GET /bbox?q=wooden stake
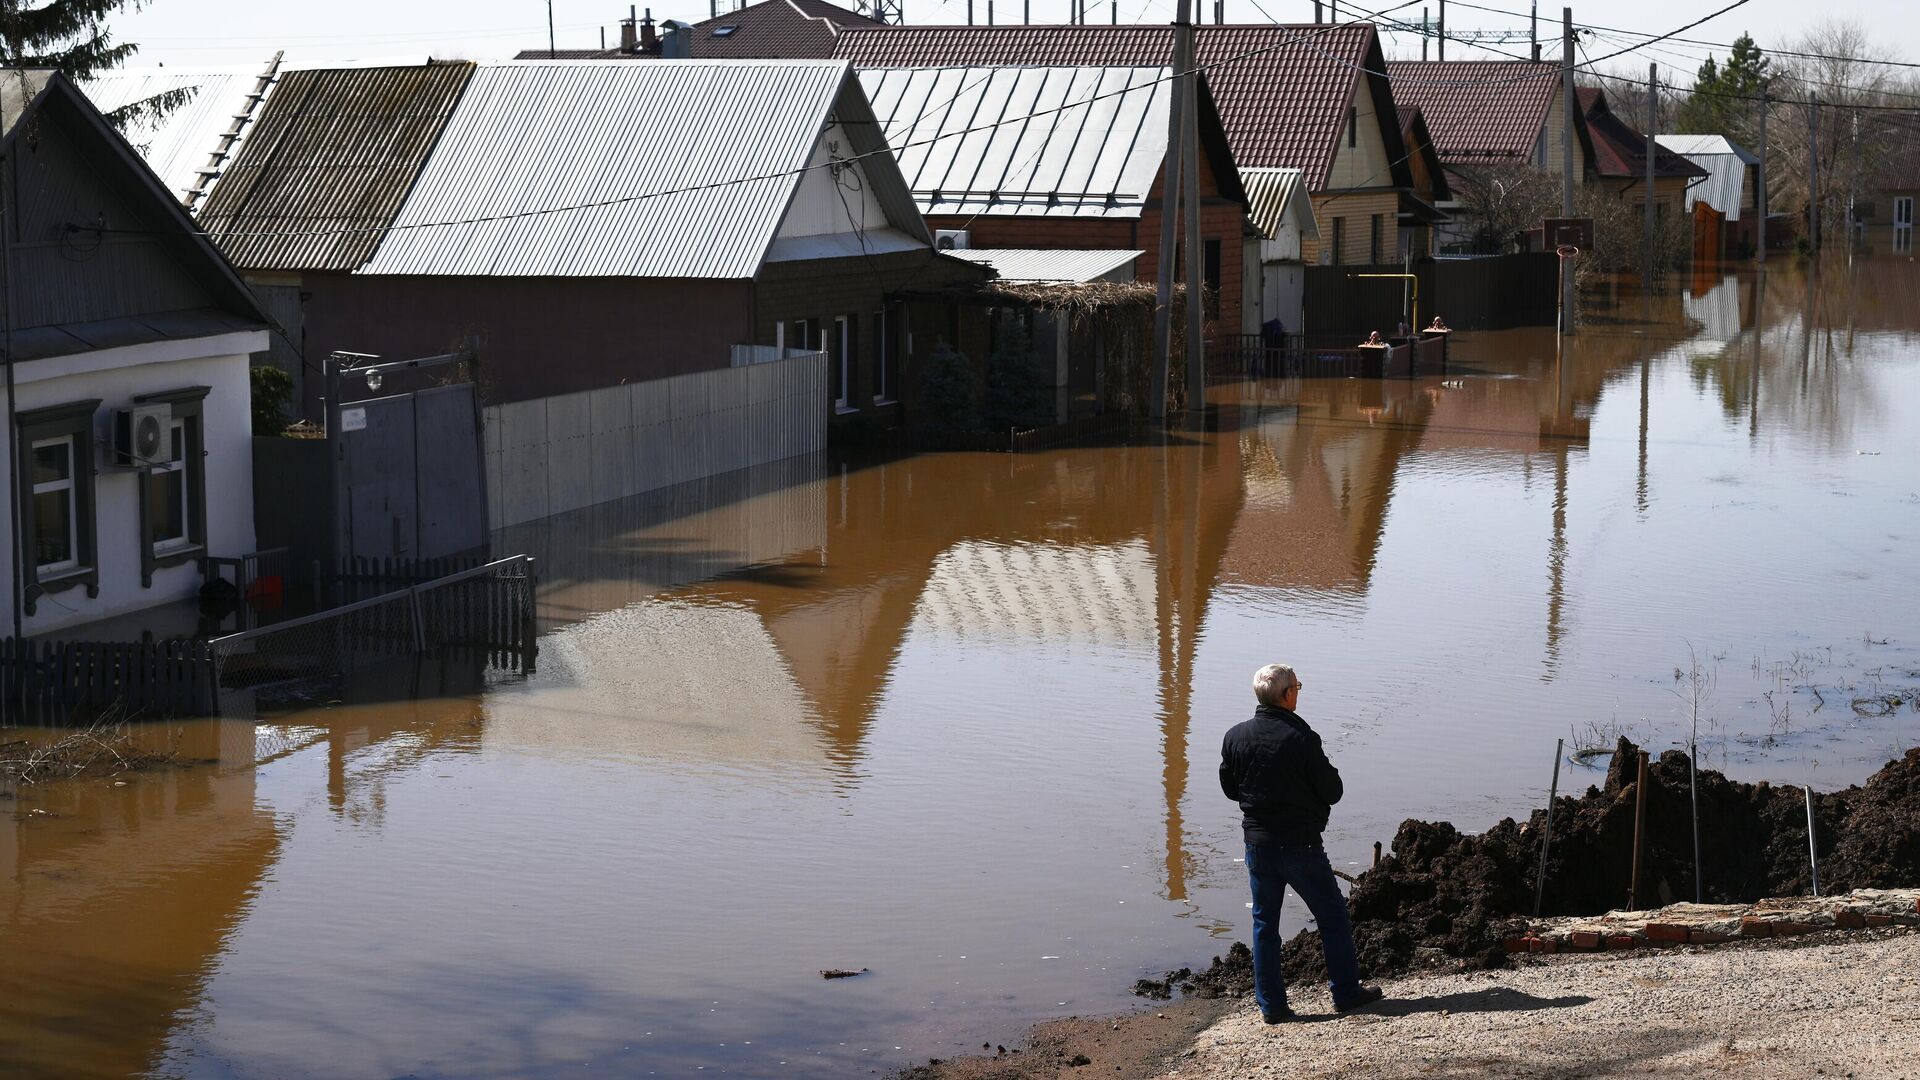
[1373,840,1382,868]
[1533,737,1564,918]
[1628,749,1649,910]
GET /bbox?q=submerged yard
[3,260,1918,1078]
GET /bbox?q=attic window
[712,25,738,36]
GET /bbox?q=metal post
[1152,0,1194,423]
[1757,91,1768,263]
[1438,0,1445,60]
[1422,8,1429,60]
[1689,736,1702,903]
[1643,63,1657,290]
[1182,40,1205,417]
[1560,7,1576,334]
[1628,749,1649,909]
[0,134,20,644]
[1531,0,1538,61]
[967,0,973,23]
[1533,737,1564,917]
[547,0,556,58]
[1808,95,1820,252]
[1805,785,1821,898]
[1314,0,1323,22]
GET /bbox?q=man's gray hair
[1252,663,1298,706]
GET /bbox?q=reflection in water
[5,259,1920,1078]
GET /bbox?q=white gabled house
[1,70,268,636]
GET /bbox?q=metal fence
[209,555,538,714]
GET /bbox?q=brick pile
[1504,888,1920,954]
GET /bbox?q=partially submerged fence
[0,638,217,725]
[1305,253,1558,334]
[1209,334,1449,380]
[209,555,537,714]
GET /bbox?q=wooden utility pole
[1152,0,1196,422]
[1560,7,1576,333]
[1643,63,1657,290]
[1808,94,1820,251]
[1183,33,1205,416]
[1756,91,1768,264]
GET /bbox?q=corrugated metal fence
[483,351,829,530]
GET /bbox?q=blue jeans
[1245,841,1363,1016]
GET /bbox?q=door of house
[1896,197,1915,254]
[335,382,487,563]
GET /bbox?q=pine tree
[2,0,188,128]
[1676,32,1771,146]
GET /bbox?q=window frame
[134,386,210,587]
[15,398,102,613]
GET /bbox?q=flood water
[6,259,1920,1079]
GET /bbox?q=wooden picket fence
[0,636,218,725]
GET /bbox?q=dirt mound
[1132,741,1920,994]
[1132,941,1254,1000]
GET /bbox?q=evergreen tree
[1676,32,1771,145]
[2,1,188,129]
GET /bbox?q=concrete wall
[483,351,828,530]
[0,332,264,636]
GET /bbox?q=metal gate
[335,383,488,563]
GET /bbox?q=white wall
[0,331,264,637]
[483,351,829,530]
[778,122,894,240]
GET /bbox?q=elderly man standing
[1220,663,1383,1022]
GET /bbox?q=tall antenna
[855,0,905,23]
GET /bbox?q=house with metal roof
[833,22,1420,268]
[0,71,270,635]
[1394,105,1452,258]
[517,0,885,60]
[1240,167,1319,335]
[857,64,1255,334]
[1657,133,1761,258]
[1385,60,1588,253]
[1578,88,1708,222]
[194,58,985,430]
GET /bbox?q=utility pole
[1756,91,1768,264]
[967,0,973,24]
[547,0,556,58]
[1808,94,1820,252]
[1183,32,1205,416]
[1560,6,1576,333]
[1644,62,1657,290]
[1422,8,1429,60]
[1313,0,1323,22]
[1531,0,1538,61]
[1153,0,1196,423]
[1438,0,1445,60]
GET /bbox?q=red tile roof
[1579,87,1707,180]
[833,22,1407,191]
[1385,59,1562,164]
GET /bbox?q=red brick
[1529,937,1559,954]
[1738,916,1774,938]
[1865,914,1893,928]
[1644,923,1690,944]
[1689,930,1734,945]
[1503,936,1533,954]
[1605,935,1638,950]
[1834,909,1867,930]
[1568,931,1602,950]
[1772,920,1816,937]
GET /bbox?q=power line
[1442,0,1920,71]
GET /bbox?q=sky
[106,0,1909,78]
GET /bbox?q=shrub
[915,344,980,434]
[250,363,294,436]
[983,319,1055,432]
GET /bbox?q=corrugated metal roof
[80,62,277,206]
[1385,60,1562,164]
[359,60,918,280]
[197,62,475,272]
[858,66,1169,219]
[1240,167,1319,241]
[1657,134,1756,220]
[836,23,1394,189]
[946,247,1143,281]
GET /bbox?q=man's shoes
[1333,984,1385,1012]
[1261,1007,1298,1024]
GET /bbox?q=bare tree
[1763,20,1913,243]
[1445,162,1562,254]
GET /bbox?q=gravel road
[1154,930,1920,1079]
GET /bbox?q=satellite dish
[135,413,164,461]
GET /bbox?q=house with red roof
[1578,87,1708,224]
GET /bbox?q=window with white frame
[134,386,210,587]
[833,315,851,410]
[15,398,101,611]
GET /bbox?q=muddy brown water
[5,261,1920,1078]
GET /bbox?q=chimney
[640,7,658,50]
[620,5,639,51]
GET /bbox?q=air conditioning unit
[111,404,171,468]
[934,229,972,251]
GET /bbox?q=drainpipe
[1,137,20,641]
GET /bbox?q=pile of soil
[1131,941,1254,1000]
[1277,741,1920,984]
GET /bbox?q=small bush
[915,344,980,434]
[250,363,294,436]
[983,320,1055,432]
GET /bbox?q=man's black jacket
[1219,704,1344,846]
